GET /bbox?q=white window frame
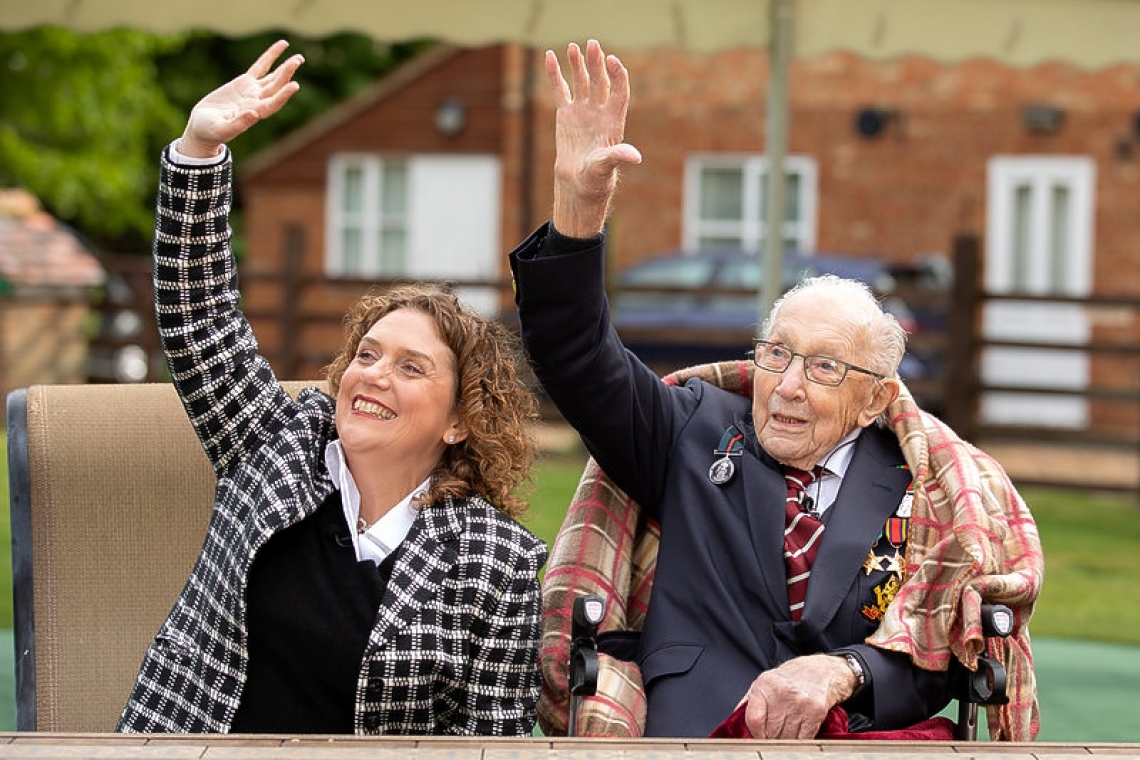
[985,155,1095,297]
[682,154,818,252]
[325,153,409,278]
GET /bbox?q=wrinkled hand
[545,39,642,237]
[178,39,304,159]
[742,654,857,739]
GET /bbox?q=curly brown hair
[324,284,537,518]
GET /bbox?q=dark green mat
[0,632,1132,739]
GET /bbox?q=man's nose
[775,356,808,396]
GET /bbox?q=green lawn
[1021,486,1140,645]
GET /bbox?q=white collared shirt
[809,428,862,516]
[324,440,427,565]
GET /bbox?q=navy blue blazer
[511,224,951,737]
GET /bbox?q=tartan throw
[537,360,1042,741]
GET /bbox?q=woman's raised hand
[178,39,304,159]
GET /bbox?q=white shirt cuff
[169,139,227,166]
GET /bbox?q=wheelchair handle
[981,603,1014,638]
[568,594,606,737]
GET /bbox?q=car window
[619,257,716,287]
[715,257,761,289]
[715,256,811,291]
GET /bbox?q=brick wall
[241,45,1140,425]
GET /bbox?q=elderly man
[509,39,1041,740]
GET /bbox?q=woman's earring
[448,435,455,443]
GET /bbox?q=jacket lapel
[367,497,463,652]
[800,426,911,629]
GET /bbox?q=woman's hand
[177,39,304,159]
[545,39,642,238]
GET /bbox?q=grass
[1019,486,1140,644]
[1,438,1138,645]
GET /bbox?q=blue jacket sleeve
[509,224,695,510]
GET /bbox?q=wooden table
[0,734,1136,759]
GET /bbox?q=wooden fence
[90,239,1140,495]
[941,236,1140,494]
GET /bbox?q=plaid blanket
[538,360,1042,741]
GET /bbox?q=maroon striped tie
[783,465,823,621]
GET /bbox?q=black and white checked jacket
[117,148,547,735]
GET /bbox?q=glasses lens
[754,342,791,371]
[804,356,846,386]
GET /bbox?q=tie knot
[783,465,822,506]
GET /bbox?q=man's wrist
[836,653,866,695]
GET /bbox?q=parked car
[609,249,947,407]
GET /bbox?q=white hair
[760,274,907,377]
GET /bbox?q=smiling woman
[113,40,547,737]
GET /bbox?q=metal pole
[761,0,794,325]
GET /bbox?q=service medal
[708,425,745,486]
[708,456,736,485]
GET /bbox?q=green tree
[154,32,432,162]
[0,28,431,252]
[0,28,183,250]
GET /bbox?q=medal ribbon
[714,426,745,457]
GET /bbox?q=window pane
[1012,184,1032,289]
[381,161,408,215]
[342,166,364,213]
[785,173,801,219]
[379,229,406,272]
[1050,185,1070,290]
[700,168,743,220]
[341,228,362,274]
[757,170,802,221]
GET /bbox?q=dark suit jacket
[511,224,950,737]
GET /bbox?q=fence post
[942,234,981,439]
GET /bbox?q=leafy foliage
[0,28,183,249]
[0,28,431,252]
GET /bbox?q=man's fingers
[584,39,610,105]
[544,50,571,105]
[566,42,590,100]
[606,54,631,121]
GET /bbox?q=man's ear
[858,377,900,428]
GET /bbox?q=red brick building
[241,43,1140,434]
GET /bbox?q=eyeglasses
[748,339,885,387]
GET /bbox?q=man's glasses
[748,340,885,387]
